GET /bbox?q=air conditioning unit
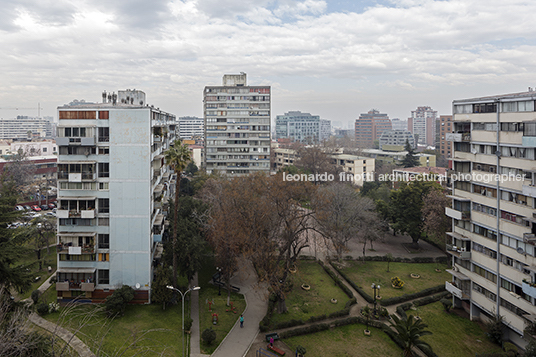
[471,149,478,154]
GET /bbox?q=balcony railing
[445,207,470,220]
[523,281,536,299]
[55,281,95,292]
[57,243,95,254]
[446,244,471,260]
[57,209,95,219]
[445,281,471,300]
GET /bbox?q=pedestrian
[240,314,244,328]
[270,336,274,347]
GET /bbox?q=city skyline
[1,0,536,127]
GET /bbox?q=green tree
[401,140,419,168]
[422,187,451,250]
[164,140,192,288]
[524,339,536,357]
[104,285,134,317]
[387,314,433,357]
[184,162,198,176]
[486,315,504,345]
[151,264,173,310]
[201,328,216,345]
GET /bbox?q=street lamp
[167,285,201,357]
[216,267,222,296]
[371,283,380,316]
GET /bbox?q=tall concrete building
[178,116,204,141]
[275,111,331,144]
[447,90,536,348]
[203,73,271,176]
[408,106,437,146]
[0,115,54,139]
[438,115,453,161]
[391,118,408,131]
[355,109,392,148]
[55,89,176,303]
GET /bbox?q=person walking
[240,314,244,328]
[270,336,274,347]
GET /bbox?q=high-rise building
[438,115,453,161]
[355,109,392,148]
[275,111,331,144]
[55,89,176,304]
[0,116,54,139]
[447,90,536,348]
[178,116,204,142]
[378,129,415,150]
[203,73,271,176]
[408,106,437,146]
[391,118,408,131]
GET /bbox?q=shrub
[504,342,517,357]
[36,302,49,315]
[104,285,134,317]
[48,302,60,313]
[345,297,357,309]
[328,308,350,319]
[49,276,57,284]
[391,276,404,288]
[413,292,451,307]
[31,290,40,305]
[486,315,504,345]
[307,314,327,323]
[296,345,306,356]
[329,262,374,303]
[279,323,329,338]
[440,298,453,312]
[201,328,216,345]
[274,319,304,329]
[184,317,193,331]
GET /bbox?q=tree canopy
[401,139,419,168]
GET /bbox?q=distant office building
[355,109,392,148]
[178,116,204,141]
[378,130,415,150]
[11,139,57,156]
[438,115,453,161]
[204,73,271,176]
[0,116,54,139]
[275,111,331,144]
[408,106,437,146]
[334,128,354,139]
[391,118,408,131]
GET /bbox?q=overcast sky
[1,0,536,128]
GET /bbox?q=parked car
[15,205,24,211]
[31,205,41,212]
[48,203,55,209]
[24,205,31,211]
[52,208,57,213]
[40,205,49,211]
[45,212,56,217]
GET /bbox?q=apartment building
[55,89,176,303]
[378,129,415,150]
[0,115,54,139]
[408,106,437,146]
[447,90,536,348]
[178,116,204,142]
[438,115,453,161]
[203,73,271,176]
[355,109,392,148]
[275,111,331,144]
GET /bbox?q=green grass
[17,247,57,300]
[197,251,245,354]
[410,302,503,357]
[270,260,350,326]
[336,261,450,299]
[284,323,402,357]
[46,303,186,356]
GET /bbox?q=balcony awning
[57,267,96,274]
[154,214,165,226]
[57,196,97,200]
[446,269,470,280]
[447,231,471,241]
[58,232,97,237]
[446,195,471,202]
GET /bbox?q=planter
[289,266,297,274]
[364,330,371,336]
[331,298,338,304]
[410,274,420,279]
[435,269,442,273]
[301,284,311,291]
[375,296,382,300]
[392,284,402,289]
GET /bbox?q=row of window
[59,218,109,226]
[455,100,535,114]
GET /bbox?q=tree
[422,187,451,250]
[314,184,375,259]
[440,298,452,313]
[2,149,37,194]
[184,162,198,176]
[486,315,505,345]
[201,328,216,345]
[525,339,536,357]
[104,285,134,317]
[151,265,173,310]
[401,140,419,168]
[164,139,192,288]
[385,253,393,272]
[387,314,433,357]
[295,146,339,183]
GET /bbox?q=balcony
[523,281,536,299]
[55,281,95,292]
[522,136,536,148]
[446,133,471,142]
[57,209,95,219]
[523,184,536,198]
[446,244,471,260]
[445,281,470,300]
[524,233,536,245]
[445,207,470,220]
[57,243,95,254]
[57,172,96,182]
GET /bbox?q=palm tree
[164,139,192,288]
[388,314,433,357]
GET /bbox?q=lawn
[46,303,186,356]
[410,302,503,357]
[17,247,57,300]
[336,261,450,299]
[284,323,402,357]
[270,260,351,326]
[197,251,246,354]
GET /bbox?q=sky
[1,0,536,128]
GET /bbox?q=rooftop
[454,90,536,104]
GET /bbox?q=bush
[201,328,216,345]
[504,342,517,357]
[440,298,453,312]
[391,276,404,288]
[296,345,306,356]
[413,292,451,307]
[31,290,40,305]
[328,308,350,319]
[345,297,357,309]
[36,302,49,315]
[49,276,57,284]
[486,315,505,345]
[184,317,193,331]
[279,323,330,338]
[380,285,445,306]
[104,285,134,317]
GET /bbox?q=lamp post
[216,267,222,296]
[167,285,201,357]
[371,283,380,316]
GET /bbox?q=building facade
[355,109,392,148]
[178,116,204,142]
[203,73,271,176]
[378,129,415,150]
[408,106,437,146]
[55,89,176,303]
[438,115,453,161]
[447,90,536,348]
[275,111,331,144]
[0,116,54,139]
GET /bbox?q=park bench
[265,332,280,343]
[267,344,285,356]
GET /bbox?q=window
[98,218,109,226]
[99,147,109,155]
[98,234,109,249]
[98,198,109,213]
[98,269,109,284]
[98,253,108,262]
[99,111,109,119]
[98,127,109,142]
[43,147,47,152]
[98,163,109,178]
[99,182,109,191]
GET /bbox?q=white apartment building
[447,90,536,348]
[203,73,271,176]
[408,106,437,146]
[178,116,204,141]
[55,89,176,303]
[0,116,54,139]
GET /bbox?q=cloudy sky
[1,0,536,128]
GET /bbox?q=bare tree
[422,188,451,250]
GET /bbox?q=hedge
[379,285,446,306]
[318,260,355,299]
[329,261,374,303]
[279,322,330,338]
[343,255,447,264]
[413,291,451,307]
[396,302,413,318]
